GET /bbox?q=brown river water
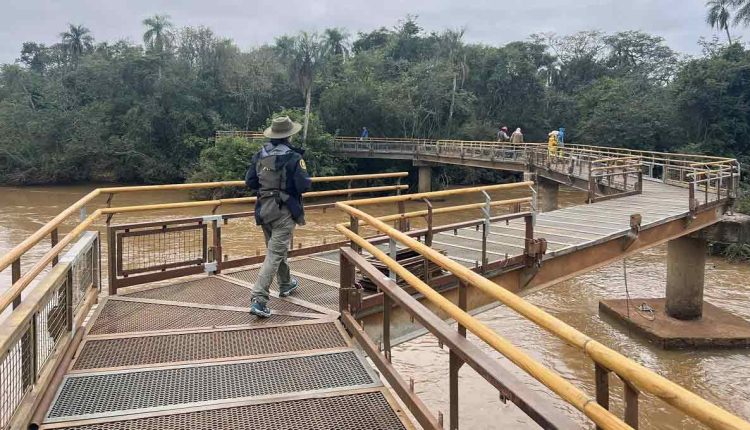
[1,184,749,429]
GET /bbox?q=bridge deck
[40,272,413,429]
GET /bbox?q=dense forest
[0,15,748,209]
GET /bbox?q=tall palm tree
[276,32,324,143]
[323,28,350,58]
[60,24,93,64]
[142,14,174,53]
[706,0,736,43]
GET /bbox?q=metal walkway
[40,273,413,429]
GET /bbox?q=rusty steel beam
[340,311,442,430]
[341,248,578,430]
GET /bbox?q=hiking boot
[279,278,299,297]
[250,299,272,318]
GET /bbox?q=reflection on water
[1,183,749,429]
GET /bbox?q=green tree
[706,0,736,43]
[143,14,174,53]
[60,24,93,64]
[275,32,324,144]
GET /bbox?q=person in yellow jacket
[547,130,559,156]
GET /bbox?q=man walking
[245,116,312,318]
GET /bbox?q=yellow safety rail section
[0,172,408,313]
[334,184,750,430]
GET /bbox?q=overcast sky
[1,0,748,64]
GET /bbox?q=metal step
[88,299,314,335]
[47,350,379,423]
[126,277,320,314]
[45,390,408,430]
[73,321,348,371]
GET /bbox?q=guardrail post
[107,226,117,296]
[12,258,21,308]
[623,379,640,429]
[449,351,462,430]
[397,201,407,231]
[689,178,697,215]
[339,252,355,313]
[212,219,223,274]
[389,238,398,281]
[481,191,491,271]
[51,228,59,266]
[349,215,361,253]
[594,364,610,430]
[383,294,392,362]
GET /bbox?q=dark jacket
[245,140,312,225]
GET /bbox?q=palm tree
[323,28,350,58]
[706,0,736,43]
[733,0,750,26]
[276,32,324,143]
[60,24,93,64]
[142,14,174,53]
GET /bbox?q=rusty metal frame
[339,248,577,430]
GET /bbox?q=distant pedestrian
[547,130,559,156]
[510,128,524,143]
[497,126,510,142]
[557,127,565,155]
[360,126,369,141]
[245,116,312,318]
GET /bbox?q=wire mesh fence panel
[119,224,206,275]
[35,275,69,374]
[61,231,99,312]
[0,324,33,430]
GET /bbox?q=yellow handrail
[335,190,750,430]
[342,181,534,207]
[338,224,631,430]
[0,172,409,274]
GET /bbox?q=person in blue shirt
[360,126,369,141]
[245,116,312,318]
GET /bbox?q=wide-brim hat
[263,116,303,139]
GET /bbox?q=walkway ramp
[39,275,412,429]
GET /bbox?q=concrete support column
[665,236,707,320]
[538,176,559,212]
[418,166,432,193]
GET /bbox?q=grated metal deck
[48,390,407,430]
[227,268,340,310]
[88,299,313,335]
[126,277,320,314]
[49,351,377,421]
[43,264,413,429]
[73,322,348,371]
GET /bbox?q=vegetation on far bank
[0,15,748,216]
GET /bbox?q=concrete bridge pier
[600,232,750,349]
[665,236,706,320]
[538,177,559,212]
[414,161,433,193]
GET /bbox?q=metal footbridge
[0,139,748,430]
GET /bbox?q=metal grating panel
[73,322,347,370]
[288,258,340,283]
[311,251,339,263]
[49,352,375,420]
[89,300,310,335]
[228,269,340,310]
[126,277,319,314]
[51,391,407,430]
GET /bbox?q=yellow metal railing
[335,184,750,430]
[0,171,410,428]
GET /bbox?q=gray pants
[252,213,296,304]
